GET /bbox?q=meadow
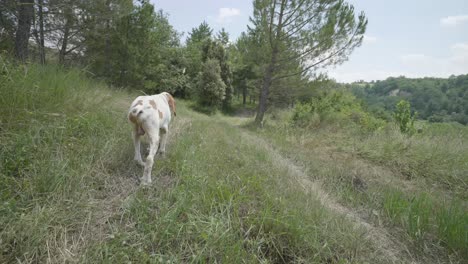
[1,60,466,263]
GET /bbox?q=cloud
[362,35,377,45]
[440,15,468,26]
[216,8,241,24]
[400,54,431,64]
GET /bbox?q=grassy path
[79,101,459,263]
[235,128,411,264]
[228,115,466,263]
[2,88,462,263]
[75,102,399,263]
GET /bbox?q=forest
[346,75,468,125]
[1,0,367,122]
[1,0,466,263]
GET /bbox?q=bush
[393,100,417,135]
[291,90,385,131]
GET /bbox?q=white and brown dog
[128,92,176,185]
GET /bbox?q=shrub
[291,90,385,131]
[393,100,417,135]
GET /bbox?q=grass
[0,57,133,262]
[1,59,392,263]
[83,107,387,263]
[253,107,467,262]
[1,57,466,263]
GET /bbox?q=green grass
[253,107,467,262]
[0,57,133,262]
[1,59,393,263]
[83,108,387,263]
[2,57,465,262]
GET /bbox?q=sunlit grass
[257,107,468,261]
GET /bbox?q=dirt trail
[238,129,418,264]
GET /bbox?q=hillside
[1,63,466,263]
[2,0,467,262]
[346,75,468,124]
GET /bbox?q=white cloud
[400,54,432,64]
[216,8,241,24]
[440,15,468,26]
[362,35,377,45]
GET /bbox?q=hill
[1,61,466,263]
[346,75,468,124]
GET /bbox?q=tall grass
[356,123,468,197]
[0,58,389,263]
[83,109,386,263]
[256,104,468,261]
[0,57,132,263]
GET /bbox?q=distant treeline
[345,75,468,125]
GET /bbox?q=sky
[151,0,468,83]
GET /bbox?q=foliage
[196,58,226,107]
[348,75,468,125]
[291,89,385,131]
[0,0,17,53]
[393,100,417,134]
[84,2,184,92]
[201,38,233,107]
[260,103,468,260]
[1,0,185,94]
[184,21,213,85]
[248,0,367,124]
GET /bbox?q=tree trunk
[15,0,34,62]
[254,0,286,126]
[254,64,274,125]
[104,21,111,77]
[104,0,111,77]
[59,18,70,65]
[242,80,247,106]
[38,0,45,64]
[32,0,46,64]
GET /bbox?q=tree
[32,0,46,64]
[15,0,34,62]
[186,21,212,46]
[81,0,133,76]
[201,38,233,107]
[0,0,18,53]
[184,21,213,86]
[216,28,229,46]
[196,58,226,107]
[230,32,266,106]
[249,0,367,125]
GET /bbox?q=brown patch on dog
[149,100,157,109]
[158,110,163,119]
[132,100,143,108]
[165,93,177,117]
[128,113,137,124]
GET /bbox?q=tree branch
[281,0,312,27]
[273,31,359,81]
